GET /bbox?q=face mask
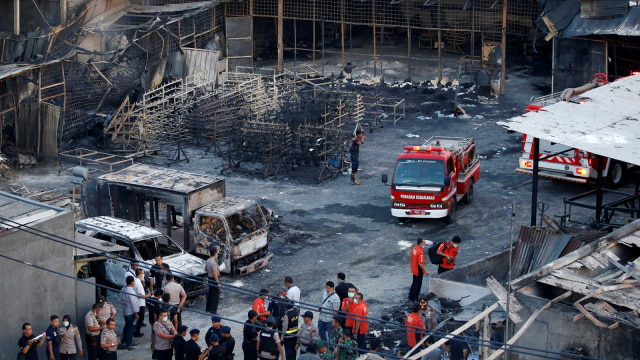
[353,299,359,304]
[63,321,70,327]
[162,316,168,322]
[348,292,355,298]
[453,244,459,248]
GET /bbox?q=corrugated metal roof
[0,191,67,230]
[580,0,628,19]
[538,0,581,37]
[497,74,640,167]
[562,6,640,37]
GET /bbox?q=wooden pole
[500,0,507,95]
[312,2,316,67]
[480,304,492,359]
[372,0,377,77]
[407,26,411,80]
[277,0,283,72]
[60,0,67,24]
[14,0,19,35]
[341,0,345,71]
[437,0,442,79]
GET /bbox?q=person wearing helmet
[257,317,285,360]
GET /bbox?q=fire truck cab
[382,136,480,224]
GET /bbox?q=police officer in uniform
[100,319,119,360]
[207,334,224,360]
[242,310,259,360]
[153,310,176,360]
[97,296,117,326]
[257,317,285,360]
[85,303,103,360]
[59,314,83,359]
[281,300,299,360]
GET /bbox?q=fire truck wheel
[463,182,474,205]
[606,161,626,189]
[444,198,456,224]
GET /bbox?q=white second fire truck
[517,74,634,189]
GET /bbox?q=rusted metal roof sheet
[497,75,640,167]
[98,163,224,195]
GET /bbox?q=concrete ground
[2,51,635,359]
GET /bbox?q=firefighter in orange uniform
[252,289,270,323]
[409,238,429,301]
[436,236,461,274]
[405,303,425,348]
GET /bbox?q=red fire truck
[382,136,480,223]
[517,74,634,188]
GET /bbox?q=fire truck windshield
[393,158,445,186]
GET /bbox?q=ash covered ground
[1,63,634,359]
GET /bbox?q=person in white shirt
[133,268,149,337]
[284,276,300,308]
[123,261,139,285]
[120,276,139,348]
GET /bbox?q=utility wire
[0,216,605,360]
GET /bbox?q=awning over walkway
[497,75,640,166]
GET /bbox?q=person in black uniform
[349,130,365,185]
[205,316,223,347]
[207,334,224,360]
[267,288,288,331]
[242,310,259,360]
[257,317,285,360]
[281,300,299,360]
[174,325,189,360]
[184,329,203,360]
[19,323,46,360]
[220,326,236,360]
[149,255,170,295]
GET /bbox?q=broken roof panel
[514,220,640,327]
[497,74,640,167]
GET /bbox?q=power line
[0,216,605,360]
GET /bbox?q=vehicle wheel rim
[611,164,622,183]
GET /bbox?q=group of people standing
[241,273,370,360]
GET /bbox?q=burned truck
[193,197,273,275]
[84,163,273,276]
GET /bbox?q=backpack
[427,241,447,265]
